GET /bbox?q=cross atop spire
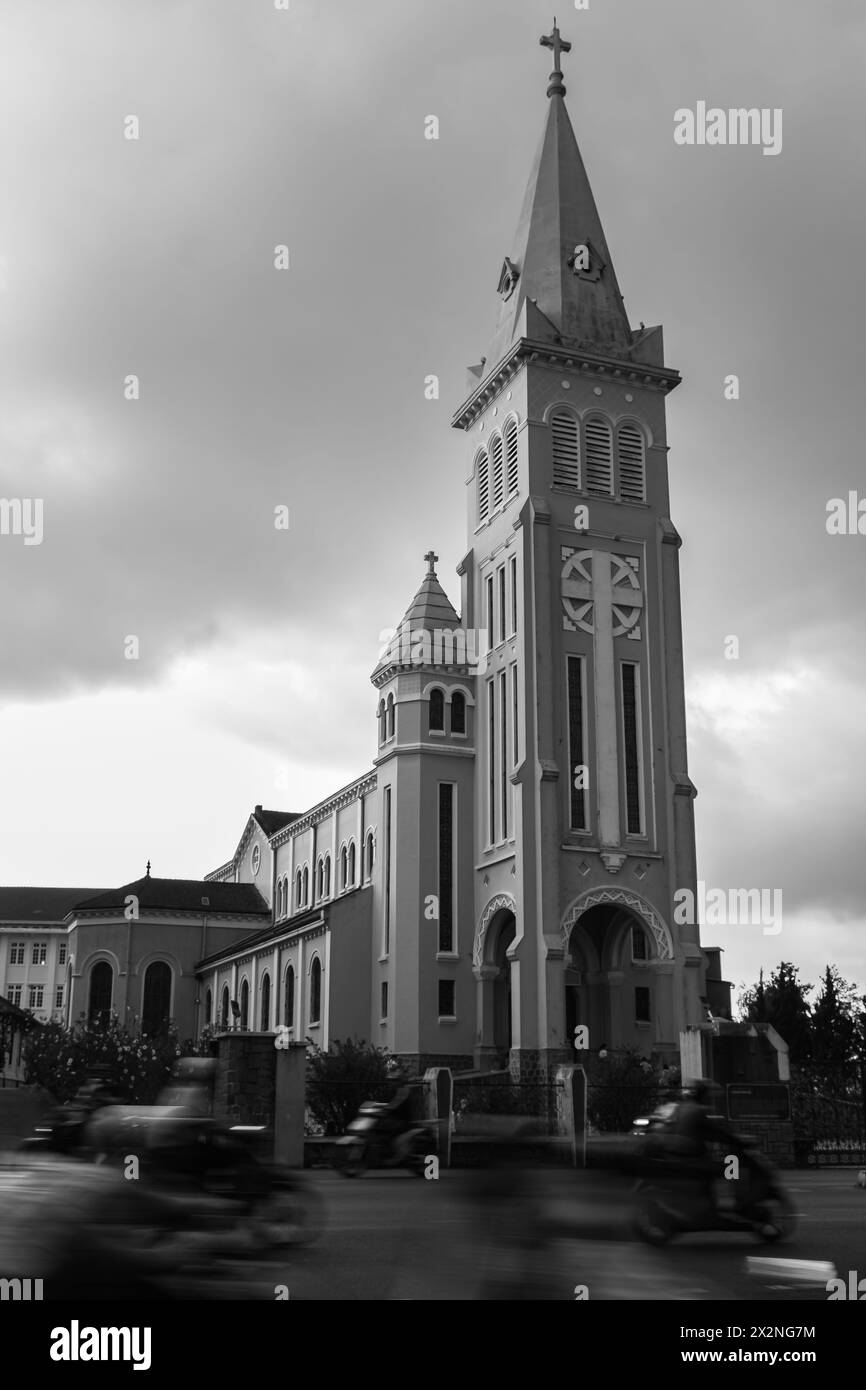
[423,549,439,577]
[145,860,151,878]
[540,18,571,98]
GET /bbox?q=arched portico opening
[473,896,517,1069]
[563,896,672,1060]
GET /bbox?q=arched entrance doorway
[473,900,517,1069]
[565,903,664,1059]
[492,913,516,1060]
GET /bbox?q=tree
[739,962,813,1062]
[811,966,862,1064]
[305,1037,393,1136]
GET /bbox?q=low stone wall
[730,1117,796,1168]
[213,1031,276,1129]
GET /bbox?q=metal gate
[791,1061,866,1167]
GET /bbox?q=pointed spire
[483,29,633,369]
[145,860,151,879]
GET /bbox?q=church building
[0,27,725,1081]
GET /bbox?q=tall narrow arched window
[88,961,113,1026]
[260,972,271,1031]
[490,433,504,510]
[584,415,613,495]
[276,878,283,919]
[285,965,295,1028]
[551,408,580,488]
[386,693,395,740]
[377,699,386,744]
[451,691,466,735]
[316,859,323,899]
[340,845,348,891]
[310,957,322,1025]
[323,855,331,897]
[204,988,212,1027]
[221,985,230,1029]
[240,977,250,1030]
[476,448,490,523]
[348,841,356,886]
[366,830,375,879]
[142,960,172,1036]
[429,687,445,732]
[296,869,302,907]
[504,417,519,498]
[302,865,309,905]
[617,423,646,502]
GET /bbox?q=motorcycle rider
[667,1078,736,1217]
[381,1059,417,1163]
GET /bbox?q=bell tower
[452,23,707,1078]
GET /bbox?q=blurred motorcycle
[335,1099,436,1177]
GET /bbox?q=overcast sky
[0,0,863,1005]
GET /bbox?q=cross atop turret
[540,19,571,98]
[424,549,439,577]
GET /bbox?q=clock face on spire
[567,239,604,283]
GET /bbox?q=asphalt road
[1,1160,862,1301]
[175,1166,866,1302]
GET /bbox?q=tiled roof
[252,808,300,836]
[0,887,106,924]
[73,877,269,916]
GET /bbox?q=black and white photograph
[0,0,864,1346]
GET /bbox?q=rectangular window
[9,943,25,966]
[8,985,22,1007]
[55,986,64,1010]
[438,979,455,1018]
[498,566,506,645]
[438,784,454,953]
[635,986,651,1023]
[32,943,47,966]
[383,786,392,955]
[488,679,496,844]
[380,981,388,1020]
[509,555,517,636]
[486,575,494,645]
[58,943,67,966]
[28,985,44,1010]
[500,670,508,839]
[511,663,519,766]
[567,656,587,831]
[621,664,643,835]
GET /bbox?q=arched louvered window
[451,691,466,735]
[365,831,375,880]
[323,855,331,897]
[490,434,504,510]
[476,449,490,524]
[617,423,646,502]
[348,841,356,885]
[429,687,445,732]
[310,957,322,1025]
[142,961,171,1036]
[316,859,324,899]
[504,418,519,498]
[551,409,580,489]
[295,869,302,907]
[285,965,295,1028]
[584,415,613,495]
[340,845,348,891]
[302,865,309,905]
[386,693,395,740]
[260,972,271,1030]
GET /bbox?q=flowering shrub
[23,1014,190,1104]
